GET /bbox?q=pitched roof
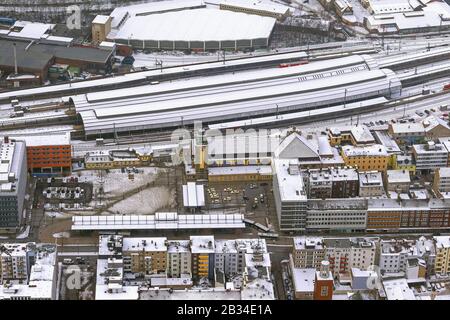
[275,132,320,159]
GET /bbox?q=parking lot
[34,177,93,210]
[204,181,279,231]
[59,256,96,300]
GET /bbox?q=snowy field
[105,186,176,215]
[76,167,160,198]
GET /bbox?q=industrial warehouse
[92,0,291,51]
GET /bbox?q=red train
[279,60,309,68]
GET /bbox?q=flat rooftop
[122,237,167,252]
[274,159,307,202]
[386,169,411,184]
[208,165,272,175]
[342,144,388,157]
[10,132,70,146]
[190,235,215,253]
[293,236,324,250]
[72,213,245,230]
[112,8,276,42]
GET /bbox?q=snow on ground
[346,0,371,24]
[16,226,30,239]
[77,167,160,198]
[132,49,272,68]
[53,231,70,238]
[45,211,69,219]
[105,186,176,215]
[0,125,74,135]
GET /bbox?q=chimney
[4,136,8,144]
[320,260,330,278]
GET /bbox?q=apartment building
[122,238,167,275]
[0,243,34,282]
[384,169,411,193]
[272,159,308,231]
[166,240,191,278]
[292,237,325,269]
[393,154,416,174]
[434,236,450,275]
[303,167,359,199]
[379,239,415,273]
[433,167,450,198]
[388,123,425,144]
[323,238,376,276]
[215,239,269,278]
[341,144,389,171]
[328,125,375,146]
[412,141,448,171]
[380,238,436,276]
[359,171,385,197]
[0,244,57,300]
[0,138,27,230]
[422,115,450,140]
[190,236,215,281]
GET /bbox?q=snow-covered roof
[182,182,205,207]
[139,287,241,300]
[273,158,307,202]
[391,123,425,134]
[0,243,29,257]
[122,237,167,252]
[342,144,388,157]
[219,0,290,15]
[92,15,111,25]
[351,267,377,278]
[112,8,276,42]
[9,22,53,40]
[373,130,401,154]
[10,132,70,146]
[386,169,411,184]
[317,136,334,156]
[190,235,215,253]
[42,35,73,43]
[292,268,315,293]
[366,1,450,33]
[275,132,319,160]
[241,278,275,300]
[351,125,375,143]
[368,0,413,14]
[383,278,416,300]
[437,167,450,178]
[293,236,324,250]
[422,115,450,132]
[208,165,272,176]
[434,236,450,249]
[72,213,245,230]
[0,245,56,300]
[166,240,191,253]
[413,143,447,154]
[307,167,358,183]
